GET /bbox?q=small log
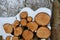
[12,36,19,40]
[3,23,13,33]
[27,16,33,22]
[20,19,27,26]
[20,12,28,19]
[14,27,23,36]
[27,22,38,32]
[22,30,33,40]
[12,20,20,28]
[6,36,11,40]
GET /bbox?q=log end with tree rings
[14,27,23,36]
[3,23,13,33]
[34,12,50,25]
[20,12,28,19]
[20,39,24,40]
[22,30,33,40]
[36,27,51,39]
[12,36,19,40]
[6,36,11,40]
[20,19,27,26]
[27,22,38,32]
[12,20,20,28]
[27,16,33,22]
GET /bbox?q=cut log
[22,30,33,40]
[20,12,28,19]
[20,19,27,26]
[27,16,33,22]
[35,12,50,25]
[12,20,20,28]
[6,36,11,40]
[27,22,38,32]
[3,23,13,33]
[36,27,51,39]
[12,36,19,40]
[14,27,23,36]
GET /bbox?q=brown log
[20,19,27,26]
[20,12,28,19]
[12,20,20,28]
[20,39,32,40]
[12,36,19,40]
[20,38,33,40]
[20,39,24,40]
[14,27,23,36]
[36,27,51,39]
[34,12,50,25]
[27,16,33,22]
[27,22,38,32]
[22,30,33,40]
[6,36,11,40]
[3,23,13,33]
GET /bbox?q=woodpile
[3,12,51,40]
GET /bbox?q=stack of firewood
[3,12,51,40]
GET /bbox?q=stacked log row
[3,12,51,40]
